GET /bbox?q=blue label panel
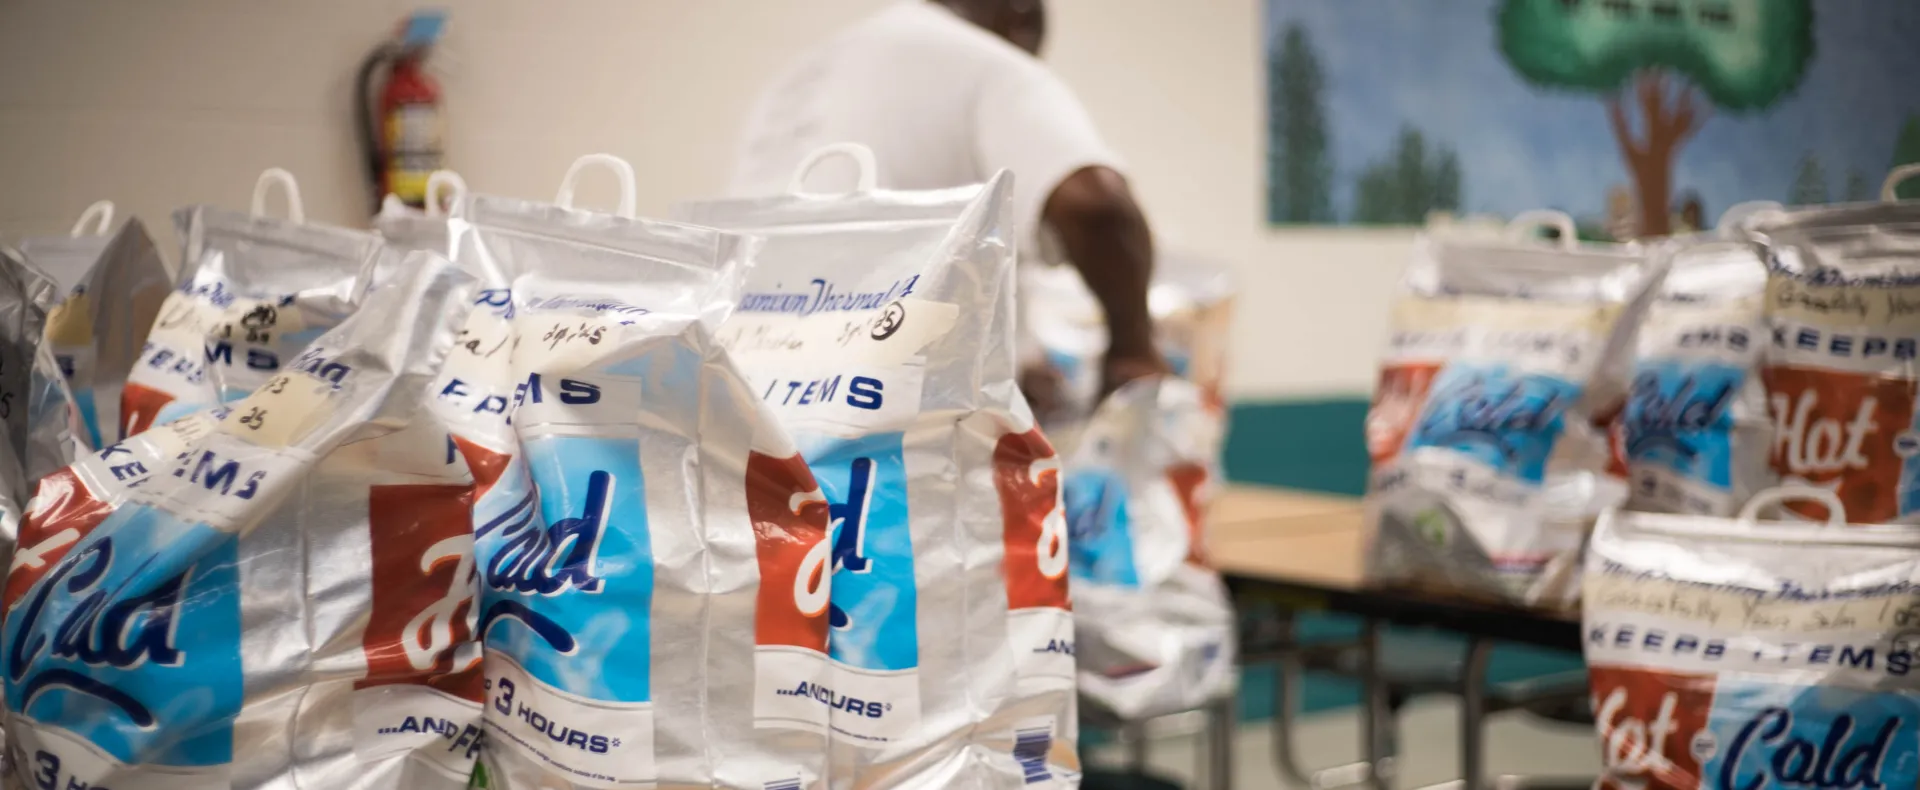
[1064,468,1139,588]
[478,435,652,702]
[801,432,917,672]
[71,389,103,449]
[1625,360,1743,490]
[1704,680,1920,790]
[5,507,242,766]
[1404,364,1582,484]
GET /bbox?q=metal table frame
[1225,572,1589,790]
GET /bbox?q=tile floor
[1088,695,1603,789]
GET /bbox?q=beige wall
[0,0,1408,399]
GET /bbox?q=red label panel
[1367,363,1441,465]
[1590,665,1717,790]
[1168,461,1210,568]
[746,451,832,652]
[358,483,482,700]
[4,467,112,609]
[1763,365,1918,523]
[119,381,176,439]
[997,428,1071,611]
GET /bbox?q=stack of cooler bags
[0,149,1093,789]
[1362,168,1920,790]
[1022,257,1239,722]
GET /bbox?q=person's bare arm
[1043,165,1167,396]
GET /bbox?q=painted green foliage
[1499,0,1814,110]
[1895,116,1920,201]
[1268,21,1334,223]
[1498,0,1814,236]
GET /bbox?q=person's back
[734,0,1168,406]
[733,3,1000,196]
[734,3,1110,250]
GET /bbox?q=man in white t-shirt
[732,0,1166,411]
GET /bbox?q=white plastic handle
[250,167,305,223]
[424,170,468,218]
[68,200,114,237]
[1506,210,1577,249]
[555,154,636,219]
[786,142,879,195]
[1882,163,1920,203]
[1737,485,1846,528]
[1716,201,1785,238]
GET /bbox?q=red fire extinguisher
[356,10,447,211]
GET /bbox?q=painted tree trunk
[1605,71,1705,239]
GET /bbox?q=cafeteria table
[1207,487,1588,790]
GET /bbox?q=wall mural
[1264,0,1920,238]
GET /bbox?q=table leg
[1460,637,1494,790]
[1206,691,1236,790]
[1124,721,1149,773]
[1361,618,1392,790]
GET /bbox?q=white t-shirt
[730,1,1120,253]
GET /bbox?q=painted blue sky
[1265,0,1920,225]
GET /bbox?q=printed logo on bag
[4,507,244,769]
[1406,365,1581,483]
[746,451,833,651]
[1065,468,1136,587]
[480,468,614,644]
[475,435,655,782]
[1700,679,1920,790]
[814,435,915,655]
[1625,362,1744,489]
[1762,365,1916,522]
[1368,362,1440,464]
[794,433,921,734]
[358,484,483,699]
[998,428,1070,611]
[1590,666,1715,790]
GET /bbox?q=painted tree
[1844,168,1872,203]
[1353,126,1464,224]
[1267,21,1332,223]
[1789,153,1828,205]
[1433,151,1463,215]
[1499,0,1814,237]
[1894,115,1920,201]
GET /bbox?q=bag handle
[1882,163,1920,203]
[555,154,637,219]
[68,200,114,237]
[786,142,878,195]
[250,167,306,223]
[1505,210,1577,249]
[424,169,468,219]
[1716,201,1784,238]
[1737,485,1846,528]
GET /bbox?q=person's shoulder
[863,3,1040,72]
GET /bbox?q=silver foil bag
[20,218,172,448]
[1364,236,1660,607]
[120,206,385,438]
[1750,202,1920,523]
[678,172,1081,789]
[372,171,469,264]
[1064,377,1234,722]
[1620,237,1772,515]
[1583,494,1920,790]
[4,253,483,788]
[0,250,83,485]
[456,195,833,790]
